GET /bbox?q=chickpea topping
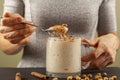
[47,24,76,41]
[47,24,68,40]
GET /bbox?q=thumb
[18,37,30,45]
[81,38,99,47]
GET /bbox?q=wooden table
[0,67,120,80]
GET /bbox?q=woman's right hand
[0,12,36,45]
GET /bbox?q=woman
[0,0,119,69]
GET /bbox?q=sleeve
[97,0,117,36]
[3,0,24,17]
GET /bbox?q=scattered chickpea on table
[14,72,117,80]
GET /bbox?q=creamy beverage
[46,24,81,78]
[46,37,81,78]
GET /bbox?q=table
[0,67,120,80]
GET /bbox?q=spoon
[0,16,53,32]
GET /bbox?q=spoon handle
[0,16,47,32]
[20,22,47,32]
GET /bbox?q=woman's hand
[81,33,120,69]
[0,12,36,45]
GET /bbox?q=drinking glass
[46,37,81,78]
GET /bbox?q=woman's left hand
[81,33,120,69]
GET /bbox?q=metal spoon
[0,16,52,32]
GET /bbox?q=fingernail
[3,12,10,17]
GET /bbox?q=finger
[95,54,111,69]
[8,36,26,44]
[81,49,104,62]
[18,37,30,45]
[7,34,31,44]
[0,24,29,33]
[81,50,96,62]
[3,12,11,17]
[81,38,99,47]
[3,26,36,39]
[92,50,116,69]
[81,44,106,62]
[2,12,33,27]
[1,17,23,26]
[93,41,112,58]
[3,12,23,19]
[94,45,105,58]
[2,12,24,26]
[100,58,111,68]
[88,53,107,69]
